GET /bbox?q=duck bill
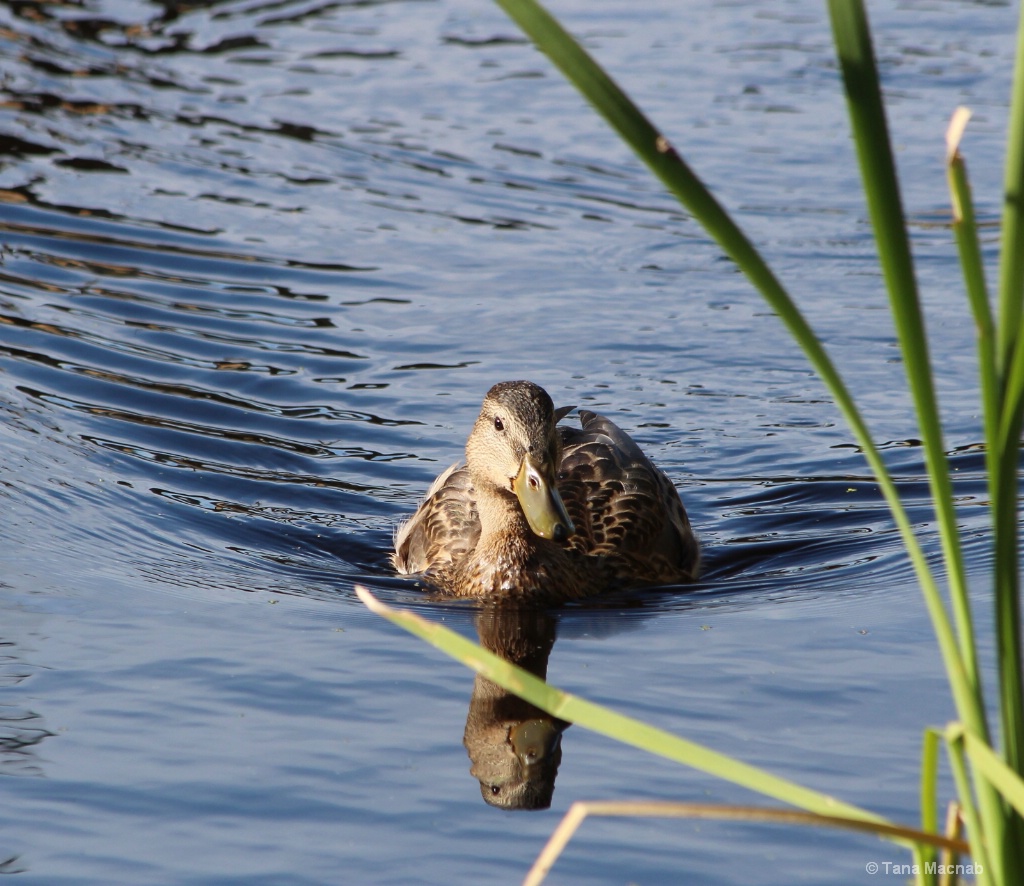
[510,718,562,770]
[514,455,574,542]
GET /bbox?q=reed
[360,1,1024,882]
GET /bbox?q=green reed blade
[918,727,942,877]
[826,0,979,699]
[824,14,1015,871]
[992,324,1024,786]
[942,116,1024,842]
[946,108,997,451]
[996,0,1024,367]
[989,0,1024,786]
[960,727,1024,823]
[469,1,1024,878]
[355,587,887,826]
[490,0,775,306]
[992,361,1024,782]
[946,724,1000,886]
[494,0,977,802]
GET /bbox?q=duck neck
[474,484,536,560]
[461,480,576,599]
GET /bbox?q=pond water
[0,0,1017,882]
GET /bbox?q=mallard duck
[392,380,699,601]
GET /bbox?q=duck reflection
[463,606,569,810]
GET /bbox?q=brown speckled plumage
[392,381,699,602]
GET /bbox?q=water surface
[0,0,1017,883]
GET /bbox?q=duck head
[466,381,575,542]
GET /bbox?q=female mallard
[393,380,699,601]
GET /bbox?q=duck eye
[494,416,504,432]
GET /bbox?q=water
[0,0,1016,882]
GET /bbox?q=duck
[392,380,699,602]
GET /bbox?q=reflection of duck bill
[510,718,562,770]
[469,714,565,810]
[513,454,574,542]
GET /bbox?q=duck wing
[392,462,481,575]
[558,410,699,584]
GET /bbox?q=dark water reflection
[0,633,51,781]
[0,0,1018,882]
[464,608,567,810]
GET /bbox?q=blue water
[0,0,1017,882]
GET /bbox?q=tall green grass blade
[825,10,1015,873]
[946,108,997,451]
[467,1,1024,877]
[490,0,748,275]
[919,727,942,877]
[982,25,1024,869]
[990,0,1024,787]
[995,35,1024,780]
[961,729,1024,822]
[948,101,1024,814]
[996,2,1024,365]
[946,725,999,885]
[493,0,975,776]
[826,0,979,704]
[992,367,1024,792]
[355,587,887,825]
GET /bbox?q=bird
[392,380,699,602]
